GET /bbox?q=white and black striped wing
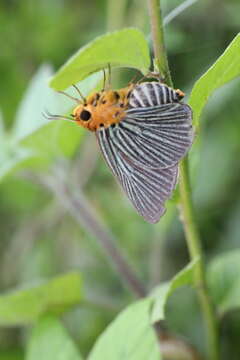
[107,103,192,169]
[122,82,194,169]
[96,126,178,223]
[129,82,180,107]
[95,82,193,222]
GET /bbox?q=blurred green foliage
[26,315,84,360]
[1,0,240,359]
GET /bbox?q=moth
[45,80,193,223]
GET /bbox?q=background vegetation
[0,0,240,359]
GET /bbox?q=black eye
[114,91,120,100]
[80,110,91,121]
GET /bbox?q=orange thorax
[73,86,134,131]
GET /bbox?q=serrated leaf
[50,28,150,90]
[0,272,82,326]
[207,250,240,314]
[189,33,240,126]
[88,298,160,360]
[151,259,199,324]
[26,316,83,360]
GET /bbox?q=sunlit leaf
[88,298,160,360]
[0,272,82,326]
[26,316,83,360]
[50,28,151,90]
[13,65,101,161]
[14,64,97,141]
[0,66,103,182]
[20,119,83,162]
[207,250,240,314]
[151,259,199,323]
[189,33,240,126]
[14,65,56,141]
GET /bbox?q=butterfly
[45,80,193,223]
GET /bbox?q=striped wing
[108,103,193,169]
[122,82,193,169]
[95,82,193,223]
[96,126,178,223]
[129,82,180,107]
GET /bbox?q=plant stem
[147,0,172,85]
[179,160,219,360]
[147,1,219,359]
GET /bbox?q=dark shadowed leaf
[207,250,240,314]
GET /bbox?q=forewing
[106,103,192,169]
[96,127,178,223]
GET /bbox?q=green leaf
[151,259,199,324]
[207,250,240,314]
[50,28,151,91]
[13,65,81,161]
[0,272,82,326]
[20,118,83,162]
[13,64,55,141]
[0,66,101,181]
[26,315,83,360]
[0,112,33,180]
[14,65,101,142]
[0,139,33,181]
[12,65,102,166]
[189,33,240,126]
[0,110,5,137]
[88,298,160,360]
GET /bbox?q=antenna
[43,110,75,122]
[72,84,86,103]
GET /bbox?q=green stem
[147,0,172,85]
[179,159,219,360]
[147,1,219,359]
